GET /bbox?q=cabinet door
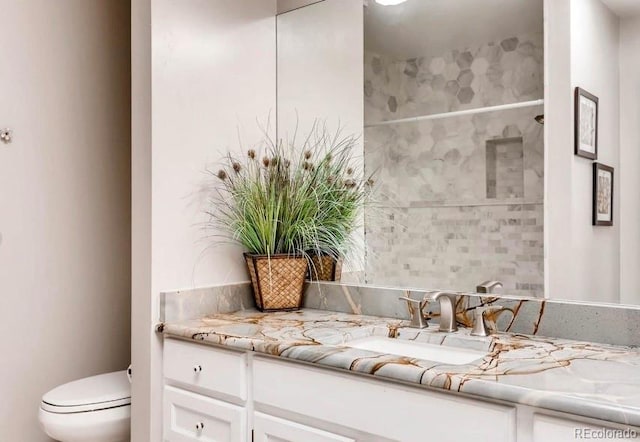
[254,412,354,442]
[164,385,247,442]
[533,414,639,442]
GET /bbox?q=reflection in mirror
[545,0,640,305]
[363,0,544,297]
[276,0,640,305]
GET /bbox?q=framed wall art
[575,87,598,159]
[593,162,614,226]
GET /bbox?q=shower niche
[486,137,525,200]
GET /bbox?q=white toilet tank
[39,371,131,442]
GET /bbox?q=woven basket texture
[244,254,307,311]
[309,255,342,281]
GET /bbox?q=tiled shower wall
[364,33,544,297]
[364,33,544,123]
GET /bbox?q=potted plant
[207,124,372,310]
[306,139,372,282]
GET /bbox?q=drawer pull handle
[196,422,205,431]
[193,365,202,373]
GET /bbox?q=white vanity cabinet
[163,339,249,441]
[252,356,516,442]
[162,338,639,442]
[163,338,247,400]
[163,386,247,441]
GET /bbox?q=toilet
[39,370,131,442]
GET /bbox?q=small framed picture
[575,87,598,159]
[593,162,614,226]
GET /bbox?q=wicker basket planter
[309,254,343,281]
[244,253,308,311]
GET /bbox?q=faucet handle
[476,280,503,293]
[471,305,506,336]
[398,296,425,306]
[398,296,429,328]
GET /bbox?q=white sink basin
[344,337,487,365]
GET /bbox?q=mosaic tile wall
[366,204,544,297]
[363,34,544,297]
[364,33,544,123]
[486,137,525,199]
[365,106,544,205]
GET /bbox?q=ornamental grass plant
[205,123,373,310]
[206,123,373,263]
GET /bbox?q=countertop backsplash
[160,281,640,347]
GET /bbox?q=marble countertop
[161,308,640,427]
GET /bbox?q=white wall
[277,0,364,276]
[544,0,574,302]
[0,1,131,441]
[619,15,640,305]
[546,0,621,303]
[277,0,363,139]
[132,1,276,439]
[568,0,620,303]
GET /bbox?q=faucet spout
[428,291,458,332]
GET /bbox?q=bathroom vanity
[159,305,640,442]
[131,0,640,441]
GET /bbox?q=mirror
[276,0,640,306]
[362,0,544,299]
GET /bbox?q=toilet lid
[41,370,131,414]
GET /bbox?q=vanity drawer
[164,338,247,401]
[163,385,247,442]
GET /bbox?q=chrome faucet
[476,280,503,294]
[398,296,429,328]
[471,305,508,336]
[427,291,458,332]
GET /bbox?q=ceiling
[364,0,543,59]
[601,0,640,17]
